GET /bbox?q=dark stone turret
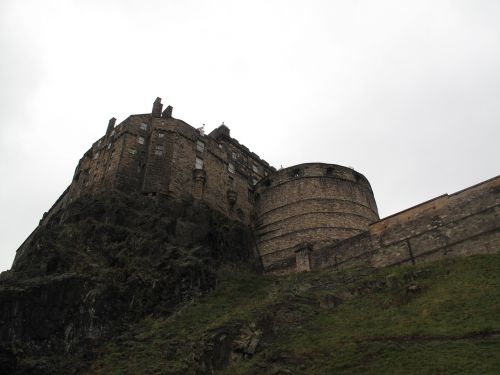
[209,123,231,140]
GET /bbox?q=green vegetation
[88,254,500,374]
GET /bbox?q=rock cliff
[0,191,258,374]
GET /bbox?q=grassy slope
[89,254,500,374]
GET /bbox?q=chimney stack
[152,97,163,117]
[162,105,173,118]
[107,117,116,134]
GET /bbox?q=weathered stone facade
[309,175,500,272]
[55,98,274,225]
[254,163,379,274]
[37,98,500,275]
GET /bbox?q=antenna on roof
[197,124,205,135]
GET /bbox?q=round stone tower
[254,163,379,274]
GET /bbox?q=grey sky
[1,0,499,272]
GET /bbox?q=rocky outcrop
[0,191,259,374]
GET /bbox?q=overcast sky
[1,0,499,272]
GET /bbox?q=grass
[87,254,500,374]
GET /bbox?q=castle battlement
[40,98,499,275]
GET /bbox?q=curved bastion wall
[254,163,380,274]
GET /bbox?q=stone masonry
[34,98,500,275]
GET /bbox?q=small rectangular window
[231,152,237,160]
[140,123,148,131]
[195,157,204,170]
[137,136,145,144]
[228,162,235,174]
[252,177,258,185]
[196,140,205,152]
[94,152,99,159]
[110,130,115,136]
[252,164,259,173]
[128,148,137,155]
[107,142,112,149]
[158,132,165,138]
[155,144,164,156]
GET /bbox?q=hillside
[88,254,500,374]
[0,192,499,374]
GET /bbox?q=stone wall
[309,175,500,272]
[254,163,379,274]
[50,98,274,226]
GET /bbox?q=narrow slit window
[228,162,235,174]
[196,140,205,152]
[195,157,204,170]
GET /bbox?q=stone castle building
[43,98,500,274]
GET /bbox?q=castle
[40,98,500,274]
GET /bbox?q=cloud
[1,0,499,271]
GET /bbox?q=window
[158,132,165,138]
[107,142,112,149]
[110,130,115,136]
[252,164,259,173]
[248,189,254,203]
[94,152,99,159]
[231,152,237,160]
[128,148,137,155]
[218,143,223,149]
[195,157,204,170]
[228,162,235,174]
[140,123,148,131]
[137,136,145,144]
[155,145,164,156]
[196,140,205,152]
[252,177,258,185]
